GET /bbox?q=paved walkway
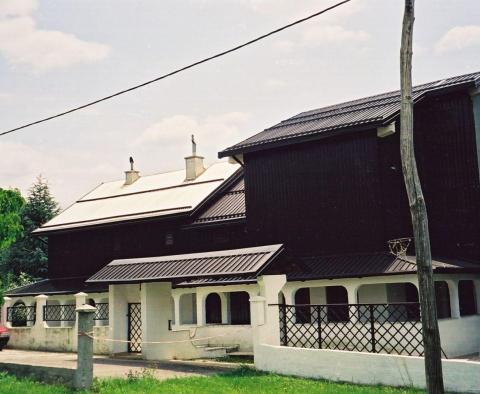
[0,349,233,379]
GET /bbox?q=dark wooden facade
[48,219,248,279]
[46,88,480,281]
[244,90,480,260]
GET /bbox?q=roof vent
[124,156,140,185]
[185,135,205,181]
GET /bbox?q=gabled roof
[34,162,240,234]
[5,277,108,297]
[87,244,284,284]
[192,176,245,225]
[287,253,480,281]
[219,71,480,157]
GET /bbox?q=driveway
[0,349,233,379]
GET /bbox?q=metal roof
[87,244,284,284]
[34,162,240,233]
[219,71,480,157]
[193,177,245,224]
[5,277,108,297]
[287,253,480,281]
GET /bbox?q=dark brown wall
[244,90,480,260]
[244,130,385,255]
[48,219,248,278]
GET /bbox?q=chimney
[124,156,140,185]
[185,135,205,181]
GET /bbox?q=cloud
[240,0,364,21]
[301,24,370,46]
[0,140,118,208]
[265,78,287,89]
[135,112,250,154]
[0,0,37,17]
[0,3,110,72]
[434,25,480,54]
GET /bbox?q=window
[326,286,349,322]
[230,292,251,325]
[459,280,477,316]
[205,293,222,324]
[435,281,451,319]
[294,288,311,323]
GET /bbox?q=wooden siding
[244,91,480,260]
[48,219,249,279]
[244,131,385,255]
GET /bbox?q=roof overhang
[87,244,284,285]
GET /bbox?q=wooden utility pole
[399,1,444,393]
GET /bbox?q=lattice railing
[277,303,424,356]
[7,306,36,326]
[94,303,109,321]
[43,304,76,322]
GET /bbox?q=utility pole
[399,1,444,393]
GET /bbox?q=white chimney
[185,135,205,181]
[124,156,140,185]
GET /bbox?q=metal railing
[94,303,109,321]
[43,304,76,322]
[7,306,36,326]
[277,302,424,356]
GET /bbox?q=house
[2,71,480,360]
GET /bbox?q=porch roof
[287,253,480,280]
[5,277,108,297]
[86,244,284,284]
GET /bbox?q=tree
[399,1,444,392]
[0,188,25,250]
[2,176,60,279]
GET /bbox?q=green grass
[0,368,424,394]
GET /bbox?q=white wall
[255,344,480,393]
[439,315,480,358]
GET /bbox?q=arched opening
[459,280,477,316]
[278,291,286,305]
[205,293,222,324]
[435,281,451,319]
[230,292,250,325]
[294,288,311,324]
[326,286,349,322]
[11,301,27,327]
[179,293,197,325]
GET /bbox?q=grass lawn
[0,368,424,394]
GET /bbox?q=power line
[1,0,352,137]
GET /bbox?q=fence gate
[127,303,142,353]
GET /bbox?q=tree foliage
[0,188,25,250]
[0,176,59,281]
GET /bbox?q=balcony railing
[94,303,109,321]
[43,304,76,322]
[7,306,36,326]
[276,302,425,356]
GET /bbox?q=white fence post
[1,297,11,326]
[34,294,48,328]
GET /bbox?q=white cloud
[0,140,118,208]
[239,0,364,22]
[434,25,480,54]
[301,24,370,46]
[265,78,287,88]
[0,0,37,17]
[135,112,250,153]
[0,16,110,72]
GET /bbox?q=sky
[0,0,479,208]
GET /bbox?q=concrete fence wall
[254,344,480,393]
[251,275,480,394]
